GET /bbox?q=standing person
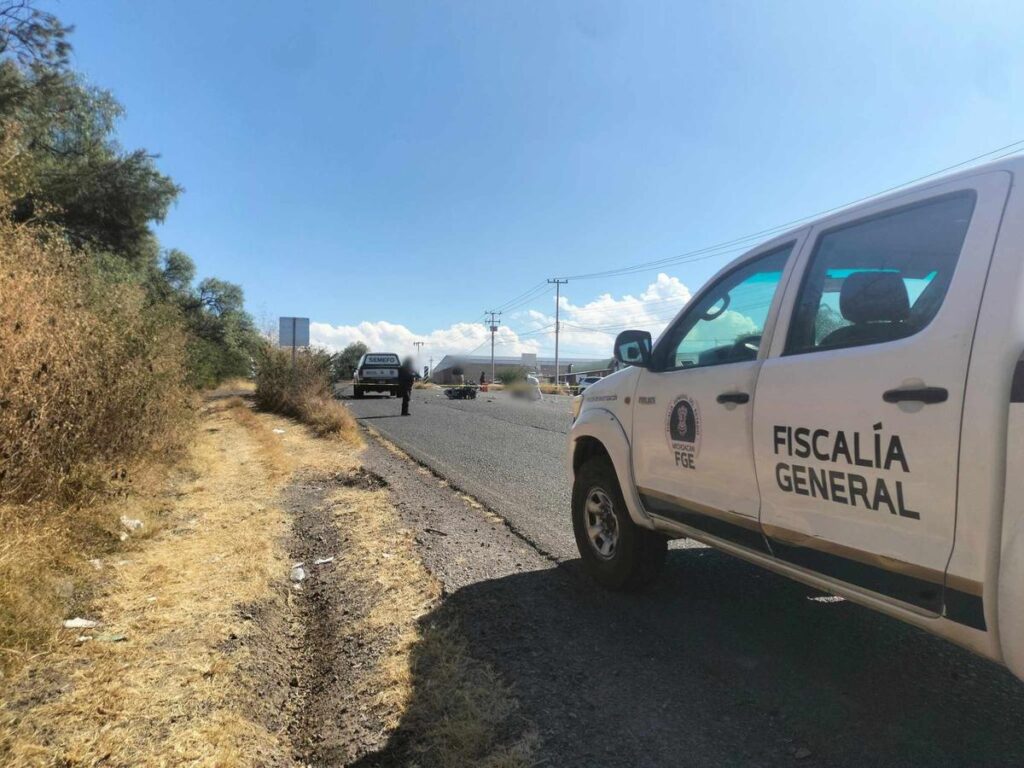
[479,370,486,386]
[398,357,415,416]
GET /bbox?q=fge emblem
[667,395,700,470]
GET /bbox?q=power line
[561,139,1024,282]
[469,140,1024,354]
[492,281,550,312]
[498,286,554,315]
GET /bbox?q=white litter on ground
[63,617,101,629]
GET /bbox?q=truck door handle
[716,392,750,405]
[882,386,948,404]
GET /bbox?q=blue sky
[60,0,1024,359]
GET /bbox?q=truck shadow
[350,547,1024,767]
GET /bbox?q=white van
[568,157,1024,681]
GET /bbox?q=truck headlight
[572,394,583,421]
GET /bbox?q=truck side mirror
[614,330,653,368]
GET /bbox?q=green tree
[0,1,259,390]
[0,2,71,68]
[496,367,526,385]
[1,1,179,262]
[331,341,369,381]
[4,72,181,258]
[161,249,196,296]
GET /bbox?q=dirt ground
[0,392,535,767]
[6,391,1024,767]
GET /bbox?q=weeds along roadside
[0,207,195,678]
[2,384,535,767]
[0,392,300,765]
[253,344,362,444]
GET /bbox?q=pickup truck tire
[353,386,364,399]
[572,454,667,590]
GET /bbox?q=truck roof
[766,154,1023,250]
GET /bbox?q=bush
[496,367,526,386]
[253,346,360,443]
[0,213,191,507]
[0,197,193,676]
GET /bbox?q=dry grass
[2,388,532,766]
[0,399,296,766]
[330,486,536,767]
[295,395,361,443]
[211,377,255,394]
[539,383,568,395]
[0,209,191,508]
[0,507,81,672]
[254,346,362,446]
[401,626,538,768]
[0,193,194,680]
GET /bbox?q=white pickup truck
[568,157,1024,681]
[353,353,401,398]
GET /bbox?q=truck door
[631,238,801,551]
[753,171,1010,626]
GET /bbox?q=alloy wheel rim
[584,487,619,560]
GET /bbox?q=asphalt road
[342,386,579,559]
[345,388,1024,767]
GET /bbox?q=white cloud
[310,319,541,359]
[310,273,695,361]
[512,273,693,358]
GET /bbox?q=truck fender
[569,407,655,530]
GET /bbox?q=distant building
[431,352,614,385]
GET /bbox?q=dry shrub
[0,200,192,676]
[0,216,191,507]
[254,346,360,445]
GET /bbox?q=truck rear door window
[784,191,976,356]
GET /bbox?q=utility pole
[485,310,501,383]
[547,278,568,388]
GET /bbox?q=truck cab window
[657,245,792,371]
[785,192,976,356]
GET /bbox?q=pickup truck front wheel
[572,454,667,590]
